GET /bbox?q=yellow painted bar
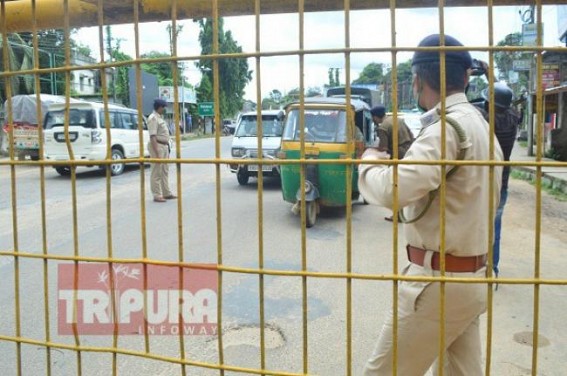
[3,0,556,32]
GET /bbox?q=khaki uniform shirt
[147,111,170,144]
[376,116,414,158]
[359,93,503,257]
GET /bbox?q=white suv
[43,101,150,176]
[229,110,284,185]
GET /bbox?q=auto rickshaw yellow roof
[285,97,370,112]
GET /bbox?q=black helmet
[411,34,472,69]
[482,83,513,109]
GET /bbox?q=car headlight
[231,148,245,157]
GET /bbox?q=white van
[229,110,284,185]
[43,101,150,176]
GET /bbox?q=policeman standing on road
[147,98,177,203]
[359,34,503,375]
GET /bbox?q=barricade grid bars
[0,0,566,375]
[484,2,497,374]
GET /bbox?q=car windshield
[282,109,347,143]
[235,115,283,137]
[44,109,96,129]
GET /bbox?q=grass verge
[511,169,567,201]
[180,133,218,141]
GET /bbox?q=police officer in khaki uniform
[147,98,176,203]
[370,105,415,221]
[370,105,415,159]
[359,34,503,375]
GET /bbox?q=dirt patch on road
[507,178,567,243]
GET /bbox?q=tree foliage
[493,32,530,96]
[262,89,283,110]
[0,34,34,101]
[383,60,412,84]
[166,23,184,57]
[140,51,180,86]
[353,62,384,85]
[327,68,341,87]
[1,30,86,99]
[110,45,133,106]
[195,18,252,118]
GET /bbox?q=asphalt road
[0,137,566,375]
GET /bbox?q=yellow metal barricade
[1,1,566,375]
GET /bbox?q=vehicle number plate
[248,165,273,172]
[15,141,39,149]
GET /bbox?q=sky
[75,5,561,102]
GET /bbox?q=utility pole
[105,25,116,103]
[520,5,536,156]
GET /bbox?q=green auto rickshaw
[277,98,376,227]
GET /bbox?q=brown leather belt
[156,140,169,145]
[406,245,486,273]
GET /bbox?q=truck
[325,86,381,108]
[2,94,81,160]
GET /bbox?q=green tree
[110,47,133,106]
[195,18,252,119]
[328,68,336,87]
[197,74,213,102]
[383,60,412,84]
[261,89,283,110]
[306,86,322,97]
[0,34,34,101]
[166,23,184,57]
[269,89,282,103]
[493,32,530,97]
[283,87,301,103]
[140,51,179,86]
[19,29,89,96]
[353,62,384,85]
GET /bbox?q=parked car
[229,110,284,185]
[43,101,149,176]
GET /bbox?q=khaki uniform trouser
[363,261,487,376]
[148,143,172,198]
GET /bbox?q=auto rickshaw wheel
[306,200,317,228]
[237,168,249,185]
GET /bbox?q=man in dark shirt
[473,81,521,278]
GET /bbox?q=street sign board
[198,102,214,116]
[513,59,531,71]
[522,23,543,46]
